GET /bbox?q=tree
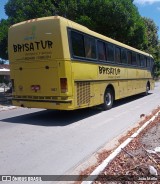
[0,19,10,60]
[0,0,58,60]
[5,0,56,22]
[142,18,160,78]
[153,41,160,78]
[143,18,159,56]
[0,0,159,62]
[56,0,148,50]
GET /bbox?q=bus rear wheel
[145,83,150,95]
[102,88,114,110]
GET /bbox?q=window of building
[71,31,85,58]
[97,41,106,61]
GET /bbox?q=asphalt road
[0,82,160,180]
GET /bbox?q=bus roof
[10,16,153,58]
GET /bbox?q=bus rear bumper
[12,99,74,110]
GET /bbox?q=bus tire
[102,88,114,110]
[145,83,150,95]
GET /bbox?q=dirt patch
[71,107,160,184]
[94,110,160,184]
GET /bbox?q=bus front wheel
[102,88,114,110]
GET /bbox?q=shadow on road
[1,107,102,126]
[1,93,152,126]
[113,92,152,108]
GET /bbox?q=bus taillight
[60,78,68,93]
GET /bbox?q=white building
[0,64,10,82]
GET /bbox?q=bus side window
[71,31,85,58]
[121,49,127,64]
[137,54,140,66]
[141,56,145,67]
[150,58,155,75]
[84,36,96,59]
[115,47,121,63]
[132,52,137,66]
[106,43,114,62]
[140,55,144,66]
[151,58,154,69]
[144,57,147,67]
[127,51,132,65]
[147,57,150,68]
[97,41,106,61]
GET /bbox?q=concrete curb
[82,110,160,184]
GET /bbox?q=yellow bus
[8,16,155,110]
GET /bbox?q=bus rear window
[71,31,85,57]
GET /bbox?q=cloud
[134,0,160,4]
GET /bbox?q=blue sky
[134,0,160,37]
[0,0,160,38]
[0,0,8,19]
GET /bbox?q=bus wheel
[145,83,150,95]
[102,88,114,110]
